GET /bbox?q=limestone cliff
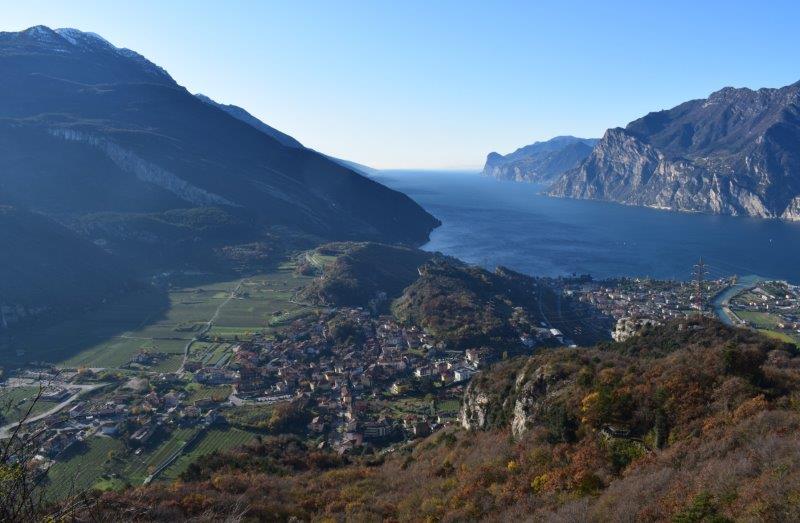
[549,81,800,220]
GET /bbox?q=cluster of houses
[223,308,470,451]
[6,299,556,469]
[564,277,730,340]
[730,281,800,333]
[3,369,227,473]
[177,306,541,452]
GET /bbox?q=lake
[375,170,800,283]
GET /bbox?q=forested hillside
[73,319,800,521]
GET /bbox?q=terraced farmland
[44,435,126,500]
[160,427,259,480]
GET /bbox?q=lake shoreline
[376,170,800,284]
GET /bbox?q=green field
[4,263,316,370]
[306,251,338,271]
[160,426,258,480]
[184,383,232,402]
[207,266,315,338]
[758,329,799,344]
[45,435,126,500]
[46,427,198,497]
[44,425,258,498]
[188,341,235,367]
[736,310,800,346]
[737,310,782,328]
[0,386,60,423]
[120,427,199,484]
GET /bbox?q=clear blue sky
[3,0,798,169]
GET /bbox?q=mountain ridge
[483,135,598,182]
[0,25,438,333]
[0,26,438,248]
[548,81,800,220]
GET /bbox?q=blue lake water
[375,170,800,283]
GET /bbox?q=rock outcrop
[483,136,598,183]
[459,358,575,438]
[549,81,800,220]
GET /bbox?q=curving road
[0,380,106,439]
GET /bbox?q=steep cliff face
[459,357,575,438]
[549,82,800,219]
[483,136,597,183]
[0,26,439,253]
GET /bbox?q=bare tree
[0,373,88,522]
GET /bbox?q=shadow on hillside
[0,284,172,368]
[0,254,296,369]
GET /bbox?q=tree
[0,378,87,521]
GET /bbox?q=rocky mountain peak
[1,25,174,85]
[549,80,800,220]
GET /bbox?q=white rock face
[781,197,800,221]
[459,360,571,439]
[49,128,237,207]
[459,388,491,430]
[0,303,48,330]
[548,82,800,220]
[613,317,662,342]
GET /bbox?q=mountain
[195,93,378,177]
[0,206,131,332]
[0,26,439,270]
[483,136,598,182]
[323,155,379,177]
[548,81,800,220]
[194,93,303,149]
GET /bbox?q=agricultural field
[304,250,338,271]
[207,265,316,338]
[0,386,60,423]
[736,310,782,328]
[122,427,200,483]
[2,262,317,371]
[225,404,275,430]
[44,435,126,500]
[378,393,463,421]
[735,311,800,346]
[187,341,236,367]
[159,426,259,480]
[184,383,231,403]
[43,425,259,498]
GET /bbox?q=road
[0,380,106,439]
[178,278,244,374]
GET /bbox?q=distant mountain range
[483,136,598,182]
[0,25,436,330]
[194,93,378,177]
[548,81,800,220]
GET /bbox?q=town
[0,295,567,496]
[2,266,796,498]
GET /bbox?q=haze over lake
[376,170,800,283]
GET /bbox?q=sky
[2,0,799,169]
